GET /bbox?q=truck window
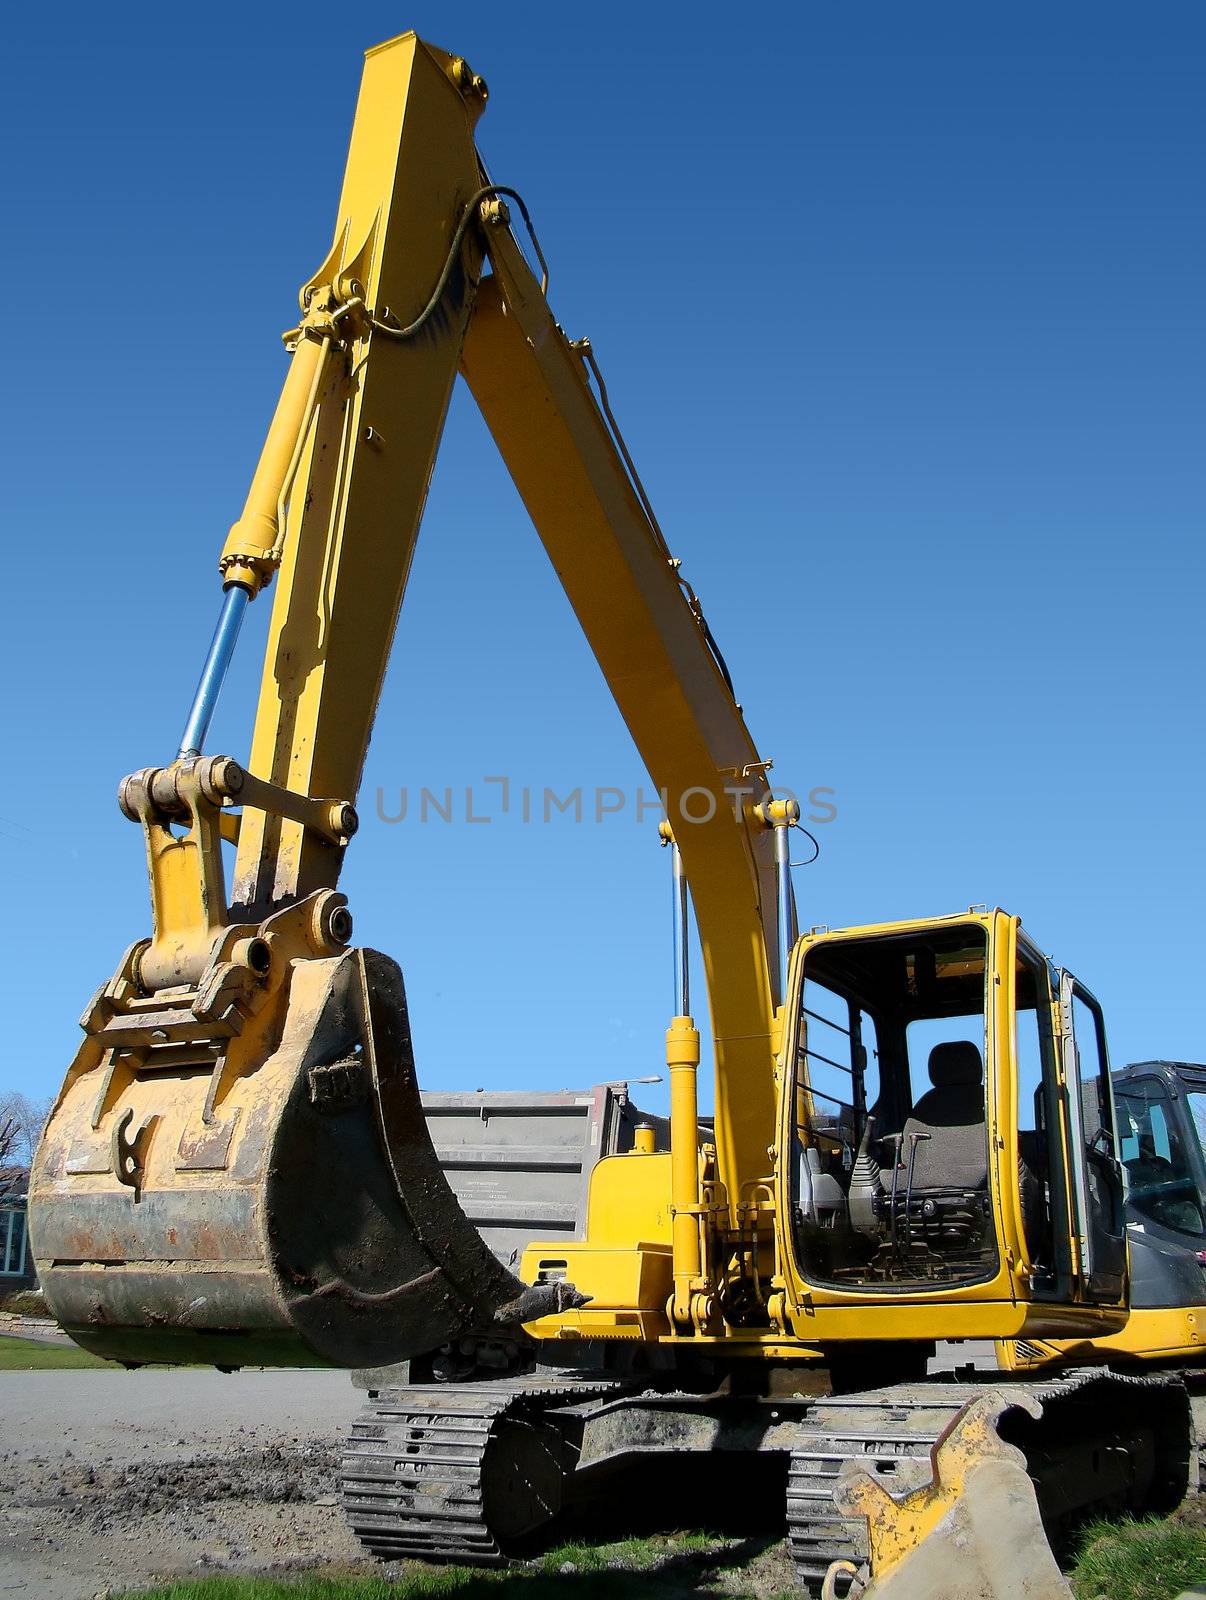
[1115,1079,1205,1238]
[1190,1092,1206,1167]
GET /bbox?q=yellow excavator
[29,32,1196,1599]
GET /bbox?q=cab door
[1058,972,1127,1301]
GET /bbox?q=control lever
[902,1130,932,1255]
[882,1133,905,1254]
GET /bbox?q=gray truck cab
[1114,1060,1206,1310]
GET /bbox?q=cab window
[790,923,996,1291]
[1014,946,1058,1279]
[1071,991,1111,1145]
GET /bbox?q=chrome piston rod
[774,816,794,1002]
[177,582,251,760]
[658,819,692,1017]
[758,796,800,1006]
[671,835,690,1017]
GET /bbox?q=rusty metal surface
[30,948,523,1367]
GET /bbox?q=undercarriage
[341,1358,1194,1593]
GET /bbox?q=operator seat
[903,1041,988,1190]
[896,1041,990,1255]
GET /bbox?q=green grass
[533,1532,720,1574]
[1070,1517,1206,1600]
[112,1568,714,1599]
[113,1534,772,1599]
[0,1334,116,1370]
[116,1579,483,1600]
[108,1515,1206,1600]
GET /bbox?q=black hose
[369,184,549,341]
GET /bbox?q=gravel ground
[0,1367,363,1600]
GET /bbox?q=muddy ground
[0,1368,364,1599]
[1,1362,1203,1600]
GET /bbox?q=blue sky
[1,3,1202,1114]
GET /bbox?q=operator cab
[782,912,1126,1300]
[787,920,998,1289]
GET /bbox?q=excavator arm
[461,226,782,1207]
[30,31,788,1367]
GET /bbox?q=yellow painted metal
[997,1303,1206,1370]
[523,1254,673,1341]
[218,322,338,596]
[758,799,797,828]
[460,237,781,1221]
[1080,1302,1204,1356]
[577,1150,674,1247]
[122,760,231,989]
[838,1398,1015,1578]
[774,1297,1124,1344]
[232,33,488,912]
[666,1014,706,1328]
[112,757,357,995]
[520,1150,674,1339]
[633,1124,657,1155]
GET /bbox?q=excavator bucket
[824,1393,1073,1600]
[24,34,528,1369]
[30,945,526,1367]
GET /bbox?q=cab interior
[789,923,1004,1290]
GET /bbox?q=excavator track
[342,1378,625,1564]
[785,1371,1194,1593]
[343,1369,1192,1587]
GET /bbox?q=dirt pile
[0,1436,357,1600]
[6,1441,339,1526]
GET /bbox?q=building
[0,1180,36,1290]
